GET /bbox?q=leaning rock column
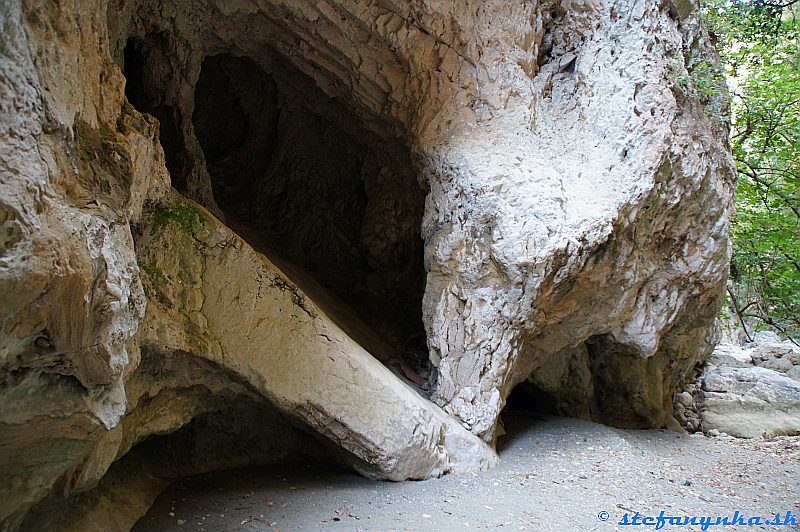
[135,194,497,480]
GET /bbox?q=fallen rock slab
[700,366,800,438]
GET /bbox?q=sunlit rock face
[0,0,732,528]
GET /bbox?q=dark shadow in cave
[120,33,429,377]
[497,333,663,453]
[21,404,337,530]
[504,380,560,417]
[496,380,559,453]
[123,34,187,192]
[18,349,340,530]
[583,334,657,428]
[191,53,429,369]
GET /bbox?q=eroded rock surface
[420,1,733,439]
[0,0,733,528]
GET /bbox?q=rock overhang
[0,0,735,528]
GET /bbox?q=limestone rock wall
[102,0,734,441]
[0,0,733,528]
[1,0,168,526]
[420,0,733,439]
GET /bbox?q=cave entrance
[498,333,659,450]
[504,380,560,417]
[190,53,429,372]
[120,36,430,382]
[496,379,560,453]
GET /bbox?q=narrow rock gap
[123,35,187,192]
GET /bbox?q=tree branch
[727,285,753,342]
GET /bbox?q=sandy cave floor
[134,415,800,531]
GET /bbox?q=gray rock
[760,356,795,373]
[674,389,701,432]
[751,331,784,346]
[700,366,800,438]
[423,3,734,439]
[676,391,695,407]
[750,340,800,372]
[753,340,800,360]
[708,343,753,367]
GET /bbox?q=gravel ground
[134,415,800,531]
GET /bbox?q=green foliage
[689,61,718,99]
[139,262,168,295]
[704,0,799,51]
[704,0,800,338]
[151,201,206,236]
[690,59,727,115]
[667,52,726,118]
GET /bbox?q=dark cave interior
[504,381,560,417]
[123,34,187,191]
[122,37,429,364]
